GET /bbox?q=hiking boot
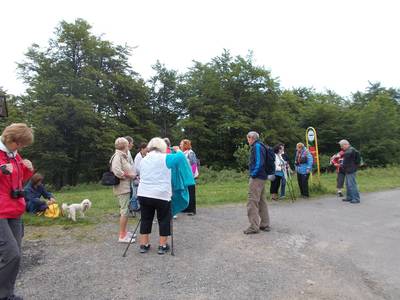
[139,244,151,253]
[157,244,170,255]
[260,226,271,232]
[243,227,259,234]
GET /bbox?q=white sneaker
[118,235,136,243]
[127,231,137,238]
[173,215,177,219]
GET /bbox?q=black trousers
[0,218,23,298]
[183,185,196,214]
[297,173,310,197]
[138,197,171,236]
[270,175,283,194]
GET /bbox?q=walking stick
[122,218,141,257]
[286,170,297,202]
[171,206,175,256]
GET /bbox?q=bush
[197,167,248,184]
[233,144,250,171]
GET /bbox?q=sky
[0,0,399,97]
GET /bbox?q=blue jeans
[345,172,360,201]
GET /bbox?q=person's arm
[111,154,126,179]
[250,143,263,177]
[40,184,54,200]
[21,159,34,182]
[166,151,185,169]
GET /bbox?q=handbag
[101,154,120,186]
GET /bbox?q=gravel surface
[17,189,400,300]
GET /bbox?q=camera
[11,189,25,199]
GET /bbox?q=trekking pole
[122,218,141,257]
[171,207,175,256]
[287,171,296,202]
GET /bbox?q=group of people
[244,131,361,234]
[110,136,199,255]
[0,122,362,300]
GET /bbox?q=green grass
[23,166,400,226]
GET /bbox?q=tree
[17,19,156,187]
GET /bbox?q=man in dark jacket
[339,139,361,204]
[244,131,274,234]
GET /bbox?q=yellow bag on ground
[44,203,61,218]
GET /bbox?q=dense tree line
[1,19,399,188]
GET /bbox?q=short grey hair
[147,137,167,153]
[115,137,129,150]
[338,139,350,146]
[124,136,133,144]
[247,131,259,140]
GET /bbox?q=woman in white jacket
[270,144,286,201]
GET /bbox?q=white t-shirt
[137,151,172,201]
[134,152,144,175]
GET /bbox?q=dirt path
[17,189,400,299]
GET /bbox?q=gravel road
[17,189,400,300]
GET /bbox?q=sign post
[305,127,320,182]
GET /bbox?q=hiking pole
[170,208,175,256]
[287,171,296,202]
[122,218,141,257]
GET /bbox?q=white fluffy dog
[62,199,92,221]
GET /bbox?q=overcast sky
[1,0,399,97]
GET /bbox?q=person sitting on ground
[24,173,56,214]
[137,137,188,255]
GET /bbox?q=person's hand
[172,146,180,152]
[22,159,34,171]
[1,163,13,174]
[49,197,56,204]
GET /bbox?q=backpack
[265,146,276,175]
[101,154,120,186]
[354,148,362,166]
[43,203,61,218]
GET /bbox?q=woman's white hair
[147,137,167,153]
[115,137,129,150]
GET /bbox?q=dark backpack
[265,146,276,175]
[354,148,361,166]
[101,154,120,186]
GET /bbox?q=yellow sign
[305,127,320,181]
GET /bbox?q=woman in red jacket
[0,123,34,300]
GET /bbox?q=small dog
[62,199,92,221]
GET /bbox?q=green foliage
[233,143,250,171]
[1,19,399,188]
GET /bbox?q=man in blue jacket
[244,131,273,234]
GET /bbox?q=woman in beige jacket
[111,137,136,243]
